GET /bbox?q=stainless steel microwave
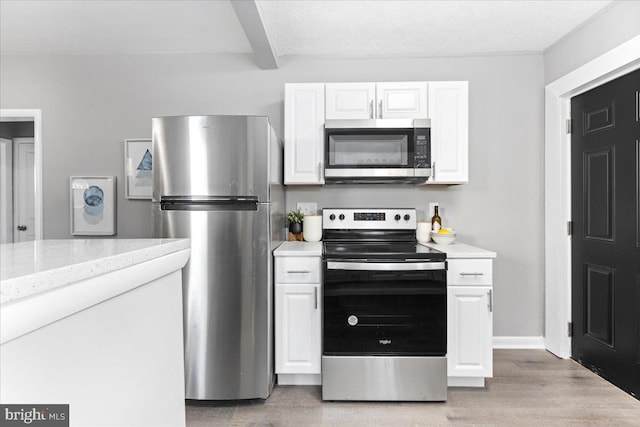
[324,119,431,184]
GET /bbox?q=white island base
[0,239,190,427]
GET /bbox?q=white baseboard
[493,336,546,349]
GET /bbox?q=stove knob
[394,214,401,221]
[404,214,411,221]
[339,214,345,221]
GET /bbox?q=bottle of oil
[431,206,442,231]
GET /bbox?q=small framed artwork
[124,138,152,199]
[70,176,117,236]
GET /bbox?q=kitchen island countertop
[1,238,190,305]
[1,238,190,426]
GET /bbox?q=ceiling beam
[231,0,279,70]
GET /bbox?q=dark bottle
[431,206,442,231]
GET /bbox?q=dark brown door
[571,68,640,398]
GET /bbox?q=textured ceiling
[257,0,614,57]
[0,0,614,57]
[0,0,252,54]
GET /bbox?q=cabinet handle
[432,161,436,181]
[318,162,323,181]
[287,270,311,274]
[379,100,383,118]
[488,290,493,313]
[460,272,484,276]
[314,287,318,309]
[370,100,374,119]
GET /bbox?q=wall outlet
[296,202,317,215]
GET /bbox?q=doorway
[570,68,640,397]
[0,135,35,242]
[0,109,43,242]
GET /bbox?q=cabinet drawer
[276,257,321,283]
[447,259,492,286]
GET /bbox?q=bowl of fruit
[431,228,457,245]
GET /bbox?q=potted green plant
[287,209,304,235]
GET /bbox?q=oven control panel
[323,208,417,230]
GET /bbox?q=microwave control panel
[414,128,430,168]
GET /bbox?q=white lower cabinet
[274,254,322,385]
[447,258,494,387]
[274,247,495,389]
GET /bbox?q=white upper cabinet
[325,83,376,120]
[426,81,469,184]
[376,82,428,119]
[325,82,428,120]
[284,83,325,185]
[284,80,469,186]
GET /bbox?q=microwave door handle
[379,100,383,118]
[370,100,374,119]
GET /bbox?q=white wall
[0,52,544,338]
[544,0,640,84]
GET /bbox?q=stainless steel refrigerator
[151,115,284,400]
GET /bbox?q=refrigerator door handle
[161,196,258,203]
[160,196,259,211]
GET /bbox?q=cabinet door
[284,83,325,185]
[275,283,321,374]
[427,81,469,184]
[376,82,428,119]
[447,286,493,377]
[325,83,376,120]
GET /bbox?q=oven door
[323,260,447,356]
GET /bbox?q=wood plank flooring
[186,349,640,426]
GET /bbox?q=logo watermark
[0,405,68,427]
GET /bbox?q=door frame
[544,35,640,358]
[0,109,43,240]
[0,138,13,243]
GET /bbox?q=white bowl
[430,230,457,245]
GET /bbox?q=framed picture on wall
[124,138,152,199]
[70,176,116,236]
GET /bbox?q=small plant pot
[288,222,303,235]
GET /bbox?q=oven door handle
[326,261,446,271]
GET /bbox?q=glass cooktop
[323,241,445,261]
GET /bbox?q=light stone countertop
[273,240,496,259]
[1,238,190,305]
[273,241,323,256]
[419,241,497,258]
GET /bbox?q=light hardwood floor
[186,349,640,426]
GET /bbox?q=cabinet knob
[17,225,27,231]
